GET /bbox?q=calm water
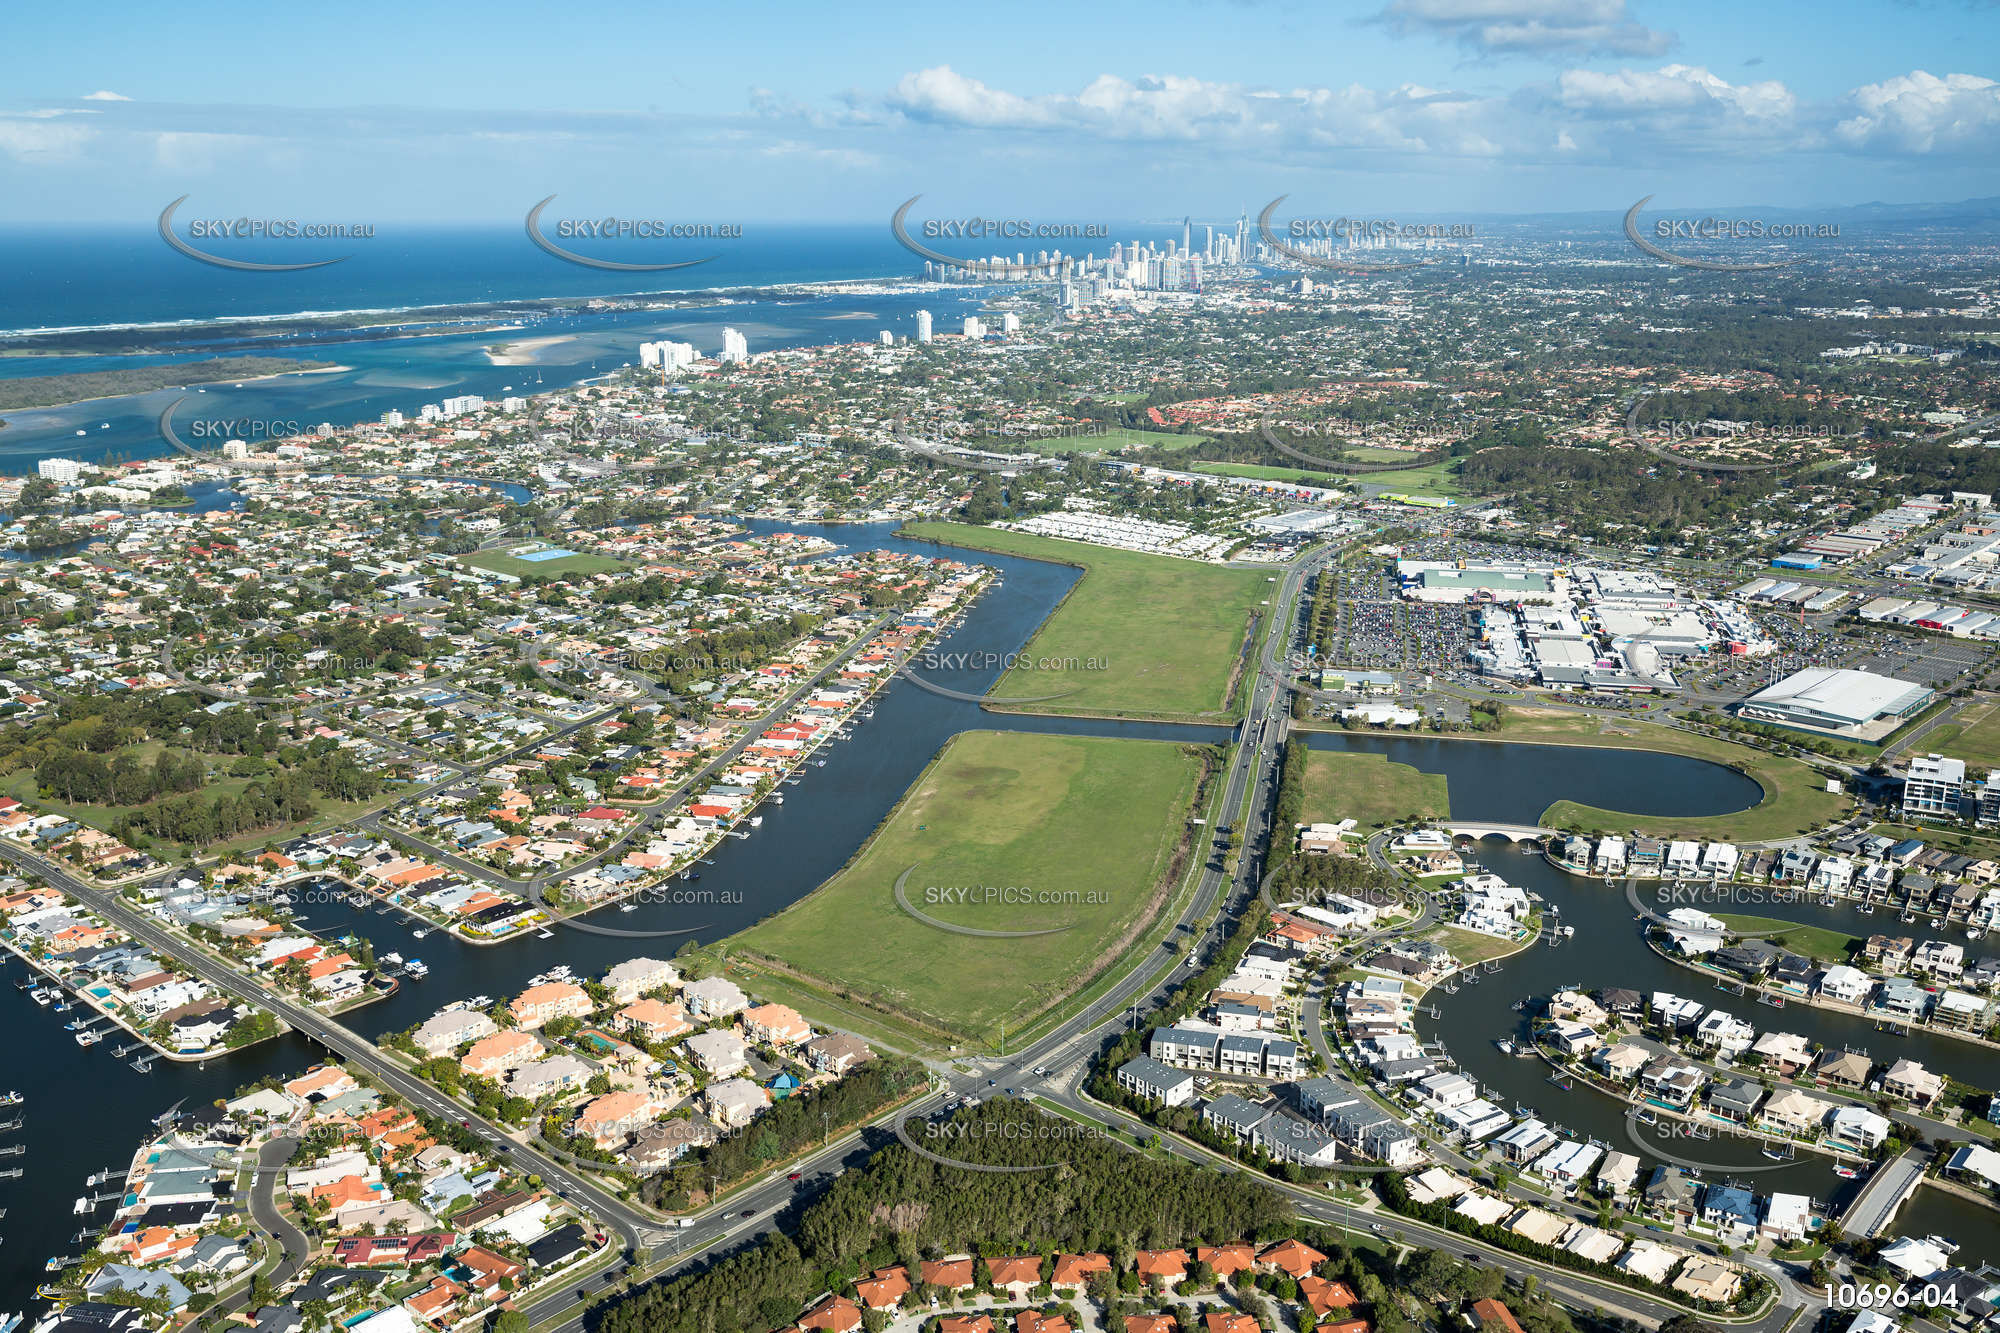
[1423,840,1999,1266]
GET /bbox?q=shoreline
[0,361,350,414]
[0,273,941,346]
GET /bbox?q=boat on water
[29,990,52,1007]
[1833,1166,1860,1179]
[1636,1110,1658,1126]
[3,1311,23,1333]
[619,903,637,913]
[749,815,763,828]
[404,960,427,978]
[0,1092,20,1107]
[380,952,404,967]
[411,928,430,939]
[535,929,555,939]
[1494,1039,1516,1055]
[771,794,784,804]
[465,995,491,1009]
[74,1031,99,1047]
[1762,1146,1791,1160]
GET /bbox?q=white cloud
[885,65,1509,157]
[1554,64,1795,122]
[82,90,131,102]
[1378,0,1674,57]
[0,116,96,160]
[1836,70,2000,152]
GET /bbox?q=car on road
[787,1172,802,1181]
[740,1209,756,1217]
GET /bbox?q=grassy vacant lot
[1918,697,2000,769]
[1301,749,1450,830]
[1191,462,1343,485]
[984,425,1204,455]
[900,522,1267,718]
[732,730,1203,1047]
[1476,707,1850,841]
[1362,460,1469,499]
[1425,924,1530,965]
[462,548,627,579]
[1715,914,1859,963]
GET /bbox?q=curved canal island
[1,523,1994,1310]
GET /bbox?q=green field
[1360,460,1470,499]
[900,522,1267,718]
[1191,461,1343,485]
[1715,914,1859,963]
[969,426,1204,455]
[1471,707,1851,841]
[1300,749,1450,830]
[463,548,628,579]
[732,730,1204,1046]
[1919,698,2000,768]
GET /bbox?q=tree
[492,1310,530,1333]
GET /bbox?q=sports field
[1360,460,1469,499]
[1300,749,1450,830]
[732,730,1204,1046]
[1913,698,2000,769]
[463,548,628,579]
[901,522,1267,718]
[981,425,1204,455]
[1191,462,1343,485]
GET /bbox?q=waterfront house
[1815,1049,1873,1089]
[1827,1105,1892,1151]
[616,998,691,1043]
[603,956,679,1003]
[1593,1042,1650,1081]
[1700,1184,1759,1242]
[1705,1078,1766,1123]
[1882,1058,1946,1107]
[1494,1118,1558,1165]
[412,1007,496,1057]
[1817,966,1871,1004]
[1875,975,1931,1019]
[508,981,591,1030]
[1639,1058,1705,1109]
[1760,1193,1813,1244]
[1759,1087,1835,1136]
[1750,1031,1813,1075]
[681,975,749,1019]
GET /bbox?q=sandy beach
[486,334,578,366]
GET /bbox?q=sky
[3,0,1997,228]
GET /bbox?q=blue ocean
[0,222,1181,473]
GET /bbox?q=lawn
[900,521,1267,718]
[1922,697,2000,768]
[1360,460,1470,499]
[1191,461,1344,485]
[1300,749,1450,830]
[1475,707,1852,841]
[1714,914,1860,962]
[1424,925,1532,965]
[1035,425,1205,454]
[731,730,1204,1047]
[462,548,628,579]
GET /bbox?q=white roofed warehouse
[1737,667,1934,738]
